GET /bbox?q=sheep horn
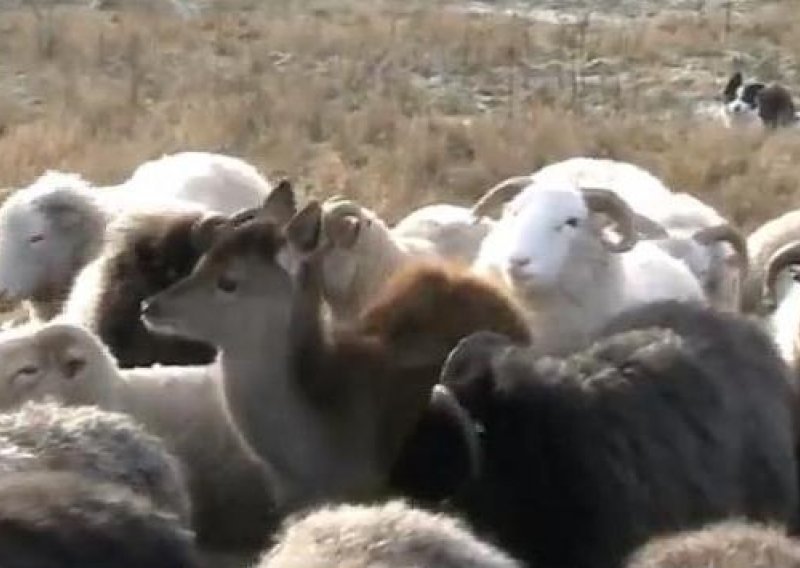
[470,176,534,219]
[633,214,670,240]
[580,187,637,253]
[322,200,367,246]
[762,241,800,310]
[692,224,749,277]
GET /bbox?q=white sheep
[472,177,706,355]
[391,203,496,264]
[0,152,273,321]
[261,500,522,568]
[473,157,748,311]
[305,196,440,320]
[8,320,277,555]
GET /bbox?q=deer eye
[217,275,238,294]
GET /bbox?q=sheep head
[475,180,638,292]
[280,195,400,319]
[0,323,119,412]
[0,174,108,304]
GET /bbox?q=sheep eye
[565,217,579,228]
[19,365,38,375]
[28,234,44,244]
[217,275,238,294]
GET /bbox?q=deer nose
[140,298,158,318]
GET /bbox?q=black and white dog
[722,71,797,129]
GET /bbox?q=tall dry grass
[0,1,798,228]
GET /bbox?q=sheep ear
[285,201,323,254]
[723,71,742,101]
[261,178,297,225]
[190,215,227,252]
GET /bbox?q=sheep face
[477,184,598,291]
[487,185,587,288]
[0,324,117,411]
[0,185,104,303]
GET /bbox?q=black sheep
[392,301,799,568]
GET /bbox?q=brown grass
[0,1,799,229]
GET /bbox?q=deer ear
[285,201,323,254]
[261,179,297,225]
[189,214,227,252]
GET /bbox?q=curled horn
[692,224,749,277]
[762,241,800,310]
[321,198,368,244]
[633,214,670,240]
[470,176,535,219]
[580,187,638,253]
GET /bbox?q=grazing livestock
[0,152,272,321]
[299,196,440,321]
[392,203,495,264]
[394,300,798,568]
[482,158,748,311]
[0,470,200,568]
[141,192,530,516]
[60,209,224,367]
[260,500,521,568]
[0,400,191,524]
[471,176,705,355]
[625,520,800,568]
[6,321,278,555]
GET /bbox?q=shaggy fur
[62,210,217,367]
[141,197,531,515]
[0,470,200,568]
[392,203,496,264]
[395,301,798,568]
[17,322,277,554]
[0,401,191,524]
[625,520,800,568]
[260,500,522,568]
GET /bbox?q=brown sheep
[0,470,200,568]
[140,191,531,516]
[60,209,220,368]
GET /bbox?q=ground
[0,0,798,230]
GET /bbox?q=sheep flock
[2,148,800,568]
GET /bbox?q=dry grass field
[0,0,799,229]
